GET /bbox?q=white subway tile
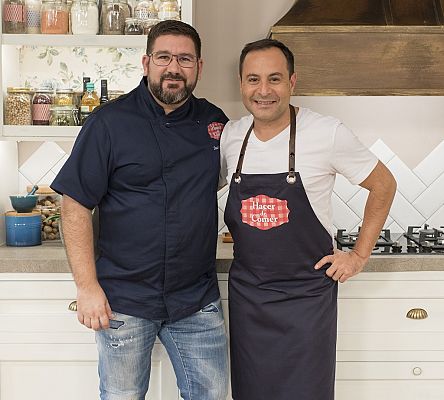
[412,172,444,219]
[369,139,395,164]
[333,174,360,203]
[332,193,361,232]
[413,140,444,186]
[347,188,369,219]
[390,191,426,231]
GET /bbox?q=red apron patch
[207,122,224,140]
[241,195,290,230]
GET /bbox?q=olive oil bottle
[80,82,100,125]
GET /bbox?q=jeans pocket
[201,301,220,313]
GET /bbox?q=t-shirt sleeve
[50,114,112,209]
[331,124,379,185]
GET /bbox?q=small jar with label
[142,17,158,34]
[5,87,33,125]
[134,0,157,21]
[100,0,130,35]
[55,88,74,105]
[41,0,69,33]
[25,0,42,33]
[124,17,142,35]
[3,0,26,33]
[49,105,77,126]
[108,89,125,100]
[158,0,179,21]
[70,0,99,34]
[32,89,54,125]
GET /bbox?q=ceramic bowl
[9,195,39,213]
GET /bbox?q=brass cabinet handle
[68,300,77,312]
[406,308,428,320]
[412,367,422,376]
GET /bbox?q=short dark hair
[146,20,202,59]
[239,39,295,78]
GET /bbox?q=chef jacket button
[165,122,171,128]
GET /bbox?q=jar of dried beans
[32,89,54,125]
[5,87,33,125]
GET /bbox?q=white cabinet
[0,273,179,399]
[218,271,444,400]
[0,1,194,141]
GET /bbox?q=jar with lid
[49,105,78,126]
[70,0,99,34]
[25,0,42,33]
[142,17,158,34]
[158,0,179,21]
[55,88,74,105]
[108,89,125,100]
[41,0,69,33]
[124,17,142,35]
[100,0,130,35]
[134,0,157,21]
[3,0,26,33]
[5,87,33,125]
[29,185,62,241]
[32,89,54,125]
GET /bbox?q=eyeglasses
[148,52,198,68]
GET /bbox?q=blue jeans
[95,299,228,400]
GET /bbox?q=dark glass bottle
[100,79,109,104]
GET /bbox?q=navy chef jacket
[51,77,228,322]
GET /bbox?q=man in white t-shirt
[220,39,396,400]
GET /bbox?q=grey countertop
[1,236,444,273]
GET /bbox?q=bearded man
[51,20,229,400]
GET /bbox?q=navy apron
[224,106,338,400]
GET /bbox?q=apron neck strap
[234,104,297,184]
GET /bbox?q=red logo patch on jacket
[241,195,290,230]
[207,122,224,140]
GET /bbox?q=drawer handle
[406,308,428,320]
[68,300,77,312]
[412,367,422,376]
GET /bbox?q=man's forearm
[61,195,97,290]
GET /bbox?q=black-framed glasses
[148,51,198,68]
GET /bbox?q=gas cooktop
[335,225,444,255]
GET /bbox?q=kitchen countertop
[1,236,444,273]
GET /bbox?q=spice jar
[49,105,77,125]
[55,88,74,105]
[5,87,33,125]
[142,17,158,34]
[25,0,42,33]
[70,0,99,34]
[29,185,61,241]
[134,0,157,21]
[100,0,130,35]
[41,0,69,33]
[32,89,54,125]
[158,0,179,21]
[3,0,26,33]
[124,17,142,35]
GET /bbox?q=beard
[148,72,197,105]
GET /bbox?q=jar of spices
[5,87,33,125]
[25,0,42,33]
[49,105,77,126]
[32,89,54,125]
[100,0,130,35]
[55,88,74,105]
[142,17,158,34]
[3,0,26,33]
[70,0,99,34]
[124,17,142,35]
[158,0,179,21]
[134,0,156,21]
[41,0,69,34]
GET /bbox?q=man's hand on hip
[77,283,114,331]
[314,249,368,283]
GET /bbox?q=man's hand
[77,283,114,331]
[314,249,368,283]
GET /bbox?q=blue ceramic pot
[5,211,42,246]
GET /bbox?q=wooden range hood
[271,0,444,95]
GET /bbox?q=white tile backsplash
[14,139,444,235]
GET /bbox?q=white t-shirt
[220,107,379,236]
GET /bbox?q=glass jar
[5,87,33,125]
[55,88,74,105]
[158,0,179,21]
[32,89,54,125]
[49,105,77,126]
[134,0,157,21]
[124,17,142,35]
[3,0,26,33]
[25,0,42,33]
[142,17,158,34]
[41,0,69,33]
[100,0,130,35]
[70,0,99,34]
[29,185,62,241]
[108,89,124,100]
